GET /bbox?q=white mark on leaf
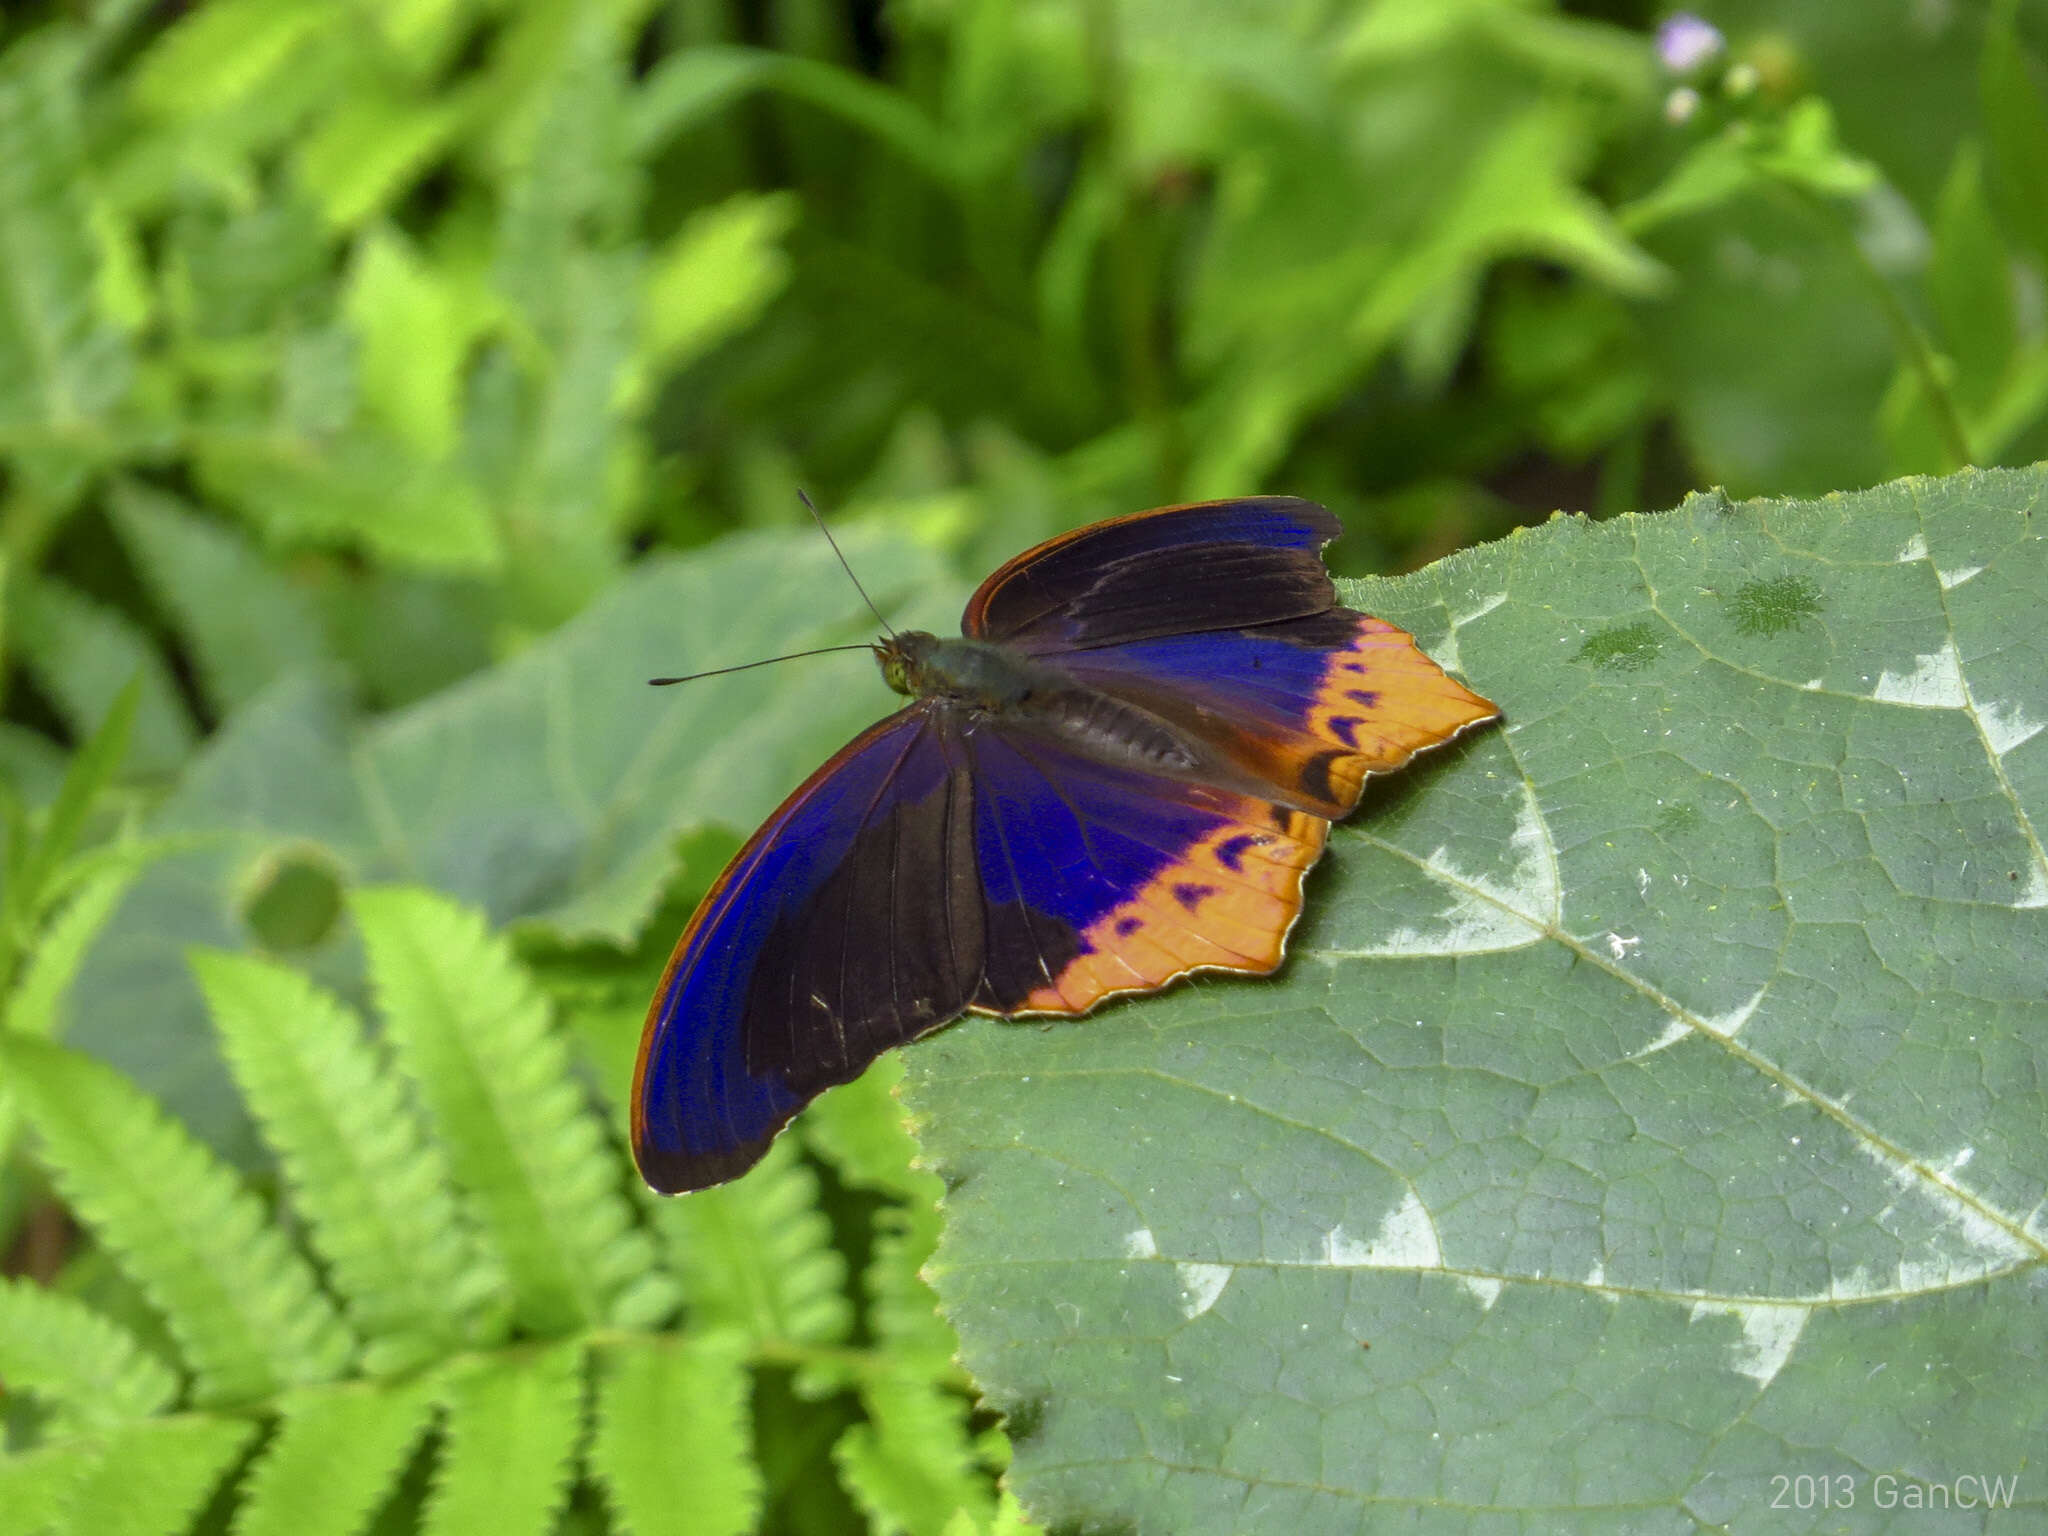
[1690,1301,1808,1385]
[1344,781,1558,957]
[1176,1263,1232,1319]
[1872,643,1967,707]
[1977,697,2045,757]
[1458,1276,1502,1310]
[1319,1191,1441,1270]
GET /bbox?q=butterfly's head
[875,631,941,698]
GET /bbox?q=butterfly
[632,497,1498,1193]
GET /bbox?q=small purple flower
[1656,13,1725,74]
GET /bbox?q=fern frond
[866,1200,956,1369]
[424,1339,585,1536]
[800,1057,935,1201]
[234,1377,438,1536]
[61,1415,257,1536]
[589,1332,760,1536]
[0,1035,355,1406]
[6,866,140,1040]
[0,865,143,1158]
[353,887,662,1335]
[987,1489,1038,1535]
[648,1133,849,1349]
[832,1370,990,1536]
[811,1059,958,1368]
[10,675,137,913]
[192,949,508,1374]
[0,1275,176,1431]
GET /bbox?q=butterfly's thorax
[878,630,1205,777]
[879,632,1038,709]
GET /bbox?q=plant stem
[1082,0,1185,499]
[1778,182,1975,470]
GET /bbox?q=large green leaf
[904,466,2048,1533]
[66,520,954,1157]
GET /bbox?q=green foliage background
[2,0,2046,1532]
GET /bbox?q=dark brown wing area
[962,497,1343,650]
[741,734,987,1095]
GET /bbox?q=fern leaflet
[4,866,139,1043]
[590,1332,760,1536]
[800,1057,933,1201]
[59,1416,256,1536]
[192,949,508,1374]
[0,1275,176,1432]
[235,1377,438,1536]
[0,1035,355,1406]
[424,1339,584,1536]
[0,1443,98,1536]
[354,887,663,1335]
[833,1369,994,1536]
[648,1133,849,1349]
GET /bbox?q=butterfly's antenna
[648,644,875,687]
[798,489,895,637]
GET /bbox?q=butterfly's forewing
[964,500,1499,819]
[632,704,984,1193]
[962,497,1342,650]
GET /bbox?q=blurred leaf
[906,466,2048,1532]
[1635,190,1892,494]
[1980,0,2048,274]
[108,481,332,717]
[195,427,503,574]
[298,89,472,230]
[9,577,193,779]
[2,864,143,1120]
[1620,102,1878,237]
[0,35,139,496]
[641,193,800,372]
[834,1371,990,1536]
[802,1055,935,1203]
[0,1442,97,1535]
[11,674,137,913]
[343,230,487,461]
[0,724,70,809]
[1928,141,2017,413]
[631,47,965,183]
[131,0,330,121]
